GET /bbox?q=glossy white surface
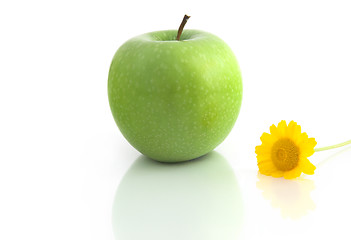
[1,0,351,239]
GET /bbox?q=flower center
[271,138,299,171]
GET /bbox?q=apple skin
[108,29,242,162]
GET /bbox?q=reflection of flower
[257,173,315,219]
[256,120,317,179]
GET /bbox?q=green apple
[108,20,242,162]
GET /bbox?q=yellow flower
[255,120,317,179]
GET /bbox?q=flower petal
[270,124,279,136]
[287,121,302,142]
[258,160,275,168]
[287,121,297,135]
[300,159,316,175]
[255,145,272,156]
[277,120,288,137]
[260,132,275,145]
[258,161,278,175]
[296,132,309,145]
[283,167,302,179]
[270,170,284,178]
[300,138,317,157]
[257,154,270,163]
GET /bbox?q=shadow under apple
[112,151,243,240]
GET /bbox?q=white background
[1,0,351,239]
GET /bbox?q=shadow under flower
[112,151,244,240]
[256,173,315,219]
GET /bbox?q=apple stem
[176,14,191,41]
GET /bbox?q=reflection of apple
[112,152,243,240]
[108,17,242,162]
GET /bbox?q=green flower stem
[314,139,351,152]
